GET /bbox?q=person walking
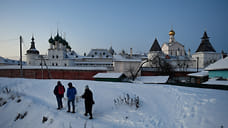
[53,81,65,110]
[81,85,95,119]
[67,82,77,113]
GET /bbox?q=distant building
[26,33,114,69]
[0,56,26,66]
[205,57,228,79]
[143,29,222,72]
[144,29,194,72]
[192,31,221,69]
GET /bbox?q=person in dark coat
[67,82,77,113]
[81,85,95,119]
[54,81,65,110]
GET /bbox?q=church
[26,32,114,69]
[143,29,221,72]
[25,29,223,78]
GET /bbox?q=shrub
[114,93,140,109]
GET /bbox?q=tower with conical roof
[195,31,216,52]
[148,38,162,60]
[192,31,221,68]
[26,36,40,65]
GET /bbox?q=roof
[149,38,161,52]
[196,31,216,52]
[0,65,108,71]
[93,73,125,79]
[113,55,141,62]
[188,71,209,77]
[135,76,169,84]
[205,57,228,71]
[0,56,26,65]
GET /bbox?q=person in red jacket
[54,81,65,110]
[81,85,95,119]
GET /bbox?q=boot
[72,107,75,113]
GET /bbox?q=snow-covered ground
[0,77,227,128]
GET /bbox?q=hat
[85,85,89,89]
[68,82,72,86]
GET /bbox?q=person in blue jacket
[67,82,77,113]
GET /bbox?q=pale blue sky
[0,0,228,59]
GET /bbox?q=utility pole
[20,36,23,77]
[196,57,199,72]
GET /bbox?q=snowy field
[0,77,227,128]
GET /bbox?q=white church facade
[143,29,222,71]
[26,33,114,69]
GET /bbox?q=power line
[0,38,18,43]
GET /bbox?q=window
[56,63,58,66]
[56,55,58,59]
[91,55,94,57]
[103,52,106,55]
[52,63,54,66]
[52,55,54,59]
[94,52,97,55]
[64,63,67,66]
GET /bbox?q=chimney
[130,48,133,57]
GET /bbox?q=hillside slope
[0,78,227,128]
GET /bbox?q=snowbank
[0,77,227,128]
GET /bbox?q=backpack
[58,86,65,95]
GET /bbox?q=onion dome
[61,39,68,46]
[48,36,55,44]
[108,46,115,55]
[169,29,175,36]
[54,33,62,41]
[26,36,39,54]
[66,44,71,49]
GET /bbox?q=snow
[0,65,107,70]
[188,71,209,77]
[135,76,169,84]
[0,77,228,128]
[93,73,124,78]
[113,55,141,62]
[203,78,228,85]
[205,57,228,71]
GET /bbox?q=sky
[0,0,228,60]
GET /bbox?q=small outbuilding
[188,71,209,84]
[205,57,228,79]
[93,72,127,82]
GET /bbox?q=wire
[0,38,18,43]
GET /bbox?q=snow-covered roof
[0,65,108,71]
[113,55,141,62]
[188,71,208,77]
[135,76,169,84]
[93,72,125,78]
[205,57,228,71]
[74,62,113,64]
[203,78,228,85]
[0,56,26,65]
